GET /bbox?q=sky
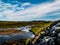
[0,0,60,21]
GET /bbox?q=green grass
[0,21,52,28]
[31,27,43,35]
[30,22,52,35]
[0,21,52,34]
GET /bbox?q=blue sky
[2,0,53,4]
[0,0,60,21]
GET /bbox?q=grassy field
[0,21,52,35]
[30,22,52,35]
[0,21,52,28]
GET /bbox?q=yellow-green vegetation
[25,38,31,45]
[0,21,52,33]
[31,27,43,35]
[31,22,52,35]
[0,21,52,28]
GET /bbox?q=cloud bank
[0,0,60,21]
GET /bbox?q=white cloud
[0,0,60,21]
[22,3,31,7]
